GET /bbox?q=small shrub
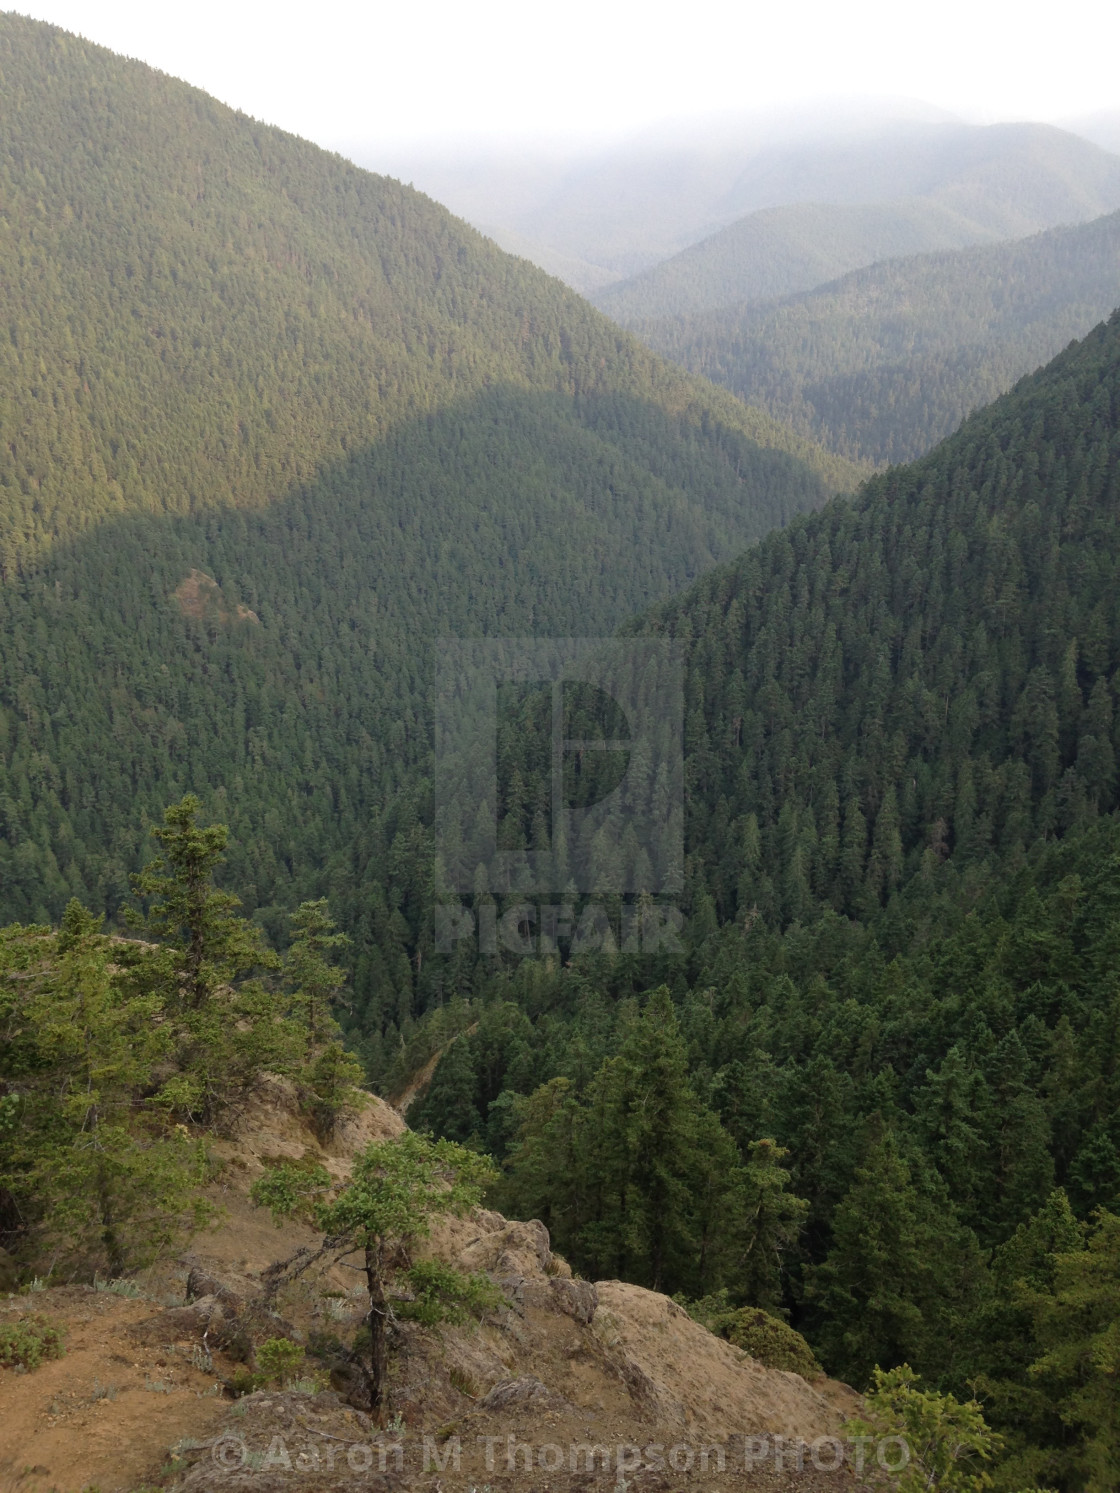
[399,1260,502,1326]
[0,1314,66,1371]
[287,1372,328,1394]
[228,1365,257,1397]
[255,1336,304,1386]
[676,1294,820,1378]
[95,1277,143,1299]
[721,1308,822,1378]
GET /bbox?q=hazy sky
[17,0,1120,153]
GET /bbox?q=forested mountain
[630,209,1120,465]
[383,116,1120,294]
[4,16,1120,1480]
[407,310,1120,1490]
[592,197,1013,322]
[0,16,857,934]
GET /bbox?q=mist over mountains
[372,110,1120,297]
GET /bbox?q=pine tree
[411,1036,480,1145]
[285,899,350,1051]
[0,903,209,1278]
[1028,1209,1120,1492]
[737,1138,808,1312]
[805,1133,981,1385]
[128,795,272,1012]
[125,796,298,1119]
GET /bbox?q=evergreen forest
[0,13,855,939]
[1,14,1120,1490]
[406,312,1120,1490]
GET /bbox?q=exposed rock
[128,1293,231,1345]
[479,1375,570,1412]
[185,1266,246,1313]
[457,1217,567,1282]
[590,1280,857,1437]
[494,1274,526,1314]
[548,1277,598,1325]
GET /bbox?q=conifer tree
[805,1132,981,1384]
[738,1138,808,1312]
[1028,1209,1120,1492]
[285,899,350,1051]
[0,903,208,1278]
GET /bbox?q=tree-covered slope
[405,312,1120,1490]
[631,211,1120,465]
[0,14,858,928]
[592,196,1010,322]
[643,307,1120,928]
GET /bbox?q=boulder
[479,1375,570,1413]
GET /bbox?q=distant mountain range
[375,115,1120,297]
[626,209,1120,465]
[591,198,1019,322]
[592,124,1120,322]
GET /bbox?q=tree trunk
[365,1240,388,1409]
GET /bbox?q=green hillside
[411,312,1120,1489]
[650,306,1120,924]
[593,197,1009,322]
[0,14,857,933]
[633,210,1120,464]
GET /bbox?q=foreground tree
[253,1131,496,1409]
[0,903,209,1278]
[847,1365,1001,1493]
[1028,1209,1120,1492]
[125,796,300,1119]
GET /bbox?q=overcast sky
[16,0,1120,155]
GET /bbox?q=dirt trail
[389,1025,478,1116]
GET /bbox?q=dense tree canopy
[0,13,856,952]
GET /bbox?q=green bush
[847,1365,1000,1493]
[255,1337,305,1386]
[399,1260,503,1326]
[678,1293,820,1377]
[0,1313,66,1371]
[721,1308,822,1377]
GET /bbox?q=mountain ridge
[0,11,856,579]
[0,12,857,940]
[384,119,1120,295]
[627,209,1120,464]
